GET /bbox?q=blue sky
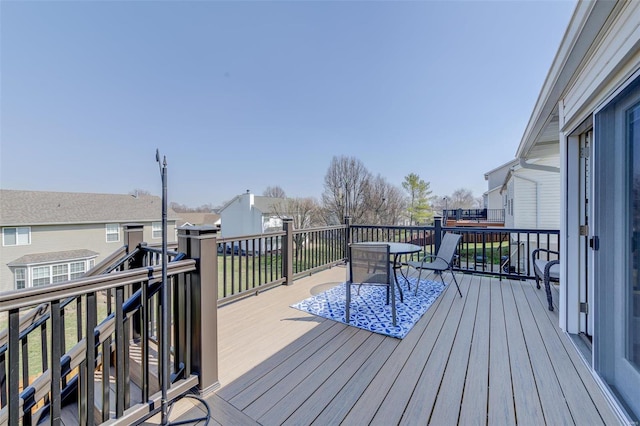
[1,1,576,208]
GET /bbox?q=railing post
[124,224,144,339]
[434,216,442,253]
[282,218,294,285]
[177,226,220,397]
[124,223,144,257]
[344,216,352,261]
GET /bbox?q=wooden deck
[149,265,621,425]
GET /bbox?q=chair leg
[385,284,390,305]
[544,278,554,311]
[345,283,351,323]
[414,269,424,295]
[450,267,462,297]
[390,282,396,327]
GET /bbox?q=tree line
[134,155,482,228]
[269,155,482,229]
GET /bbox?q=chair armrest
[544,259,560,275]
[404,254,452,267]
[532,248,560,259]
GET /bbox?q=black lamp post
[156,149,169,425]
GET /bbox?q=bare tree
[361,175,407,225]
[449,188,477,209]
[381,184,408,225]
[272,197,320,230]
[263,186,286,198]
[320,156,372,224]
[169,202,214,213]
[130,188,152,197]
[272,197,321,259]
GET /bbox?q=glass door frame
[593,75,640,420]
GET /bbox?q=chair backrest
[437,233,462,264]
[349,243,391,285]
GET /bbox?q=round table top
[352,241,421,254]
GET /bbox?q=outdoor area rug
[291,277,446,339]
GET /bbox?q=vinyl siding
[511,157,561,230]
[0,221,177,292]
[485,187,504,211]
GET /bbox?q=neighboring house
[483,159,517,211]
[501,156,560,230]
[219,191,286,237]
[0,190,178,292]
[516,1,640,421]
[178,212,221,228]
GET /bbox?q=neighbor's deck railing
[0,225,216,425]
[443,208,505,223]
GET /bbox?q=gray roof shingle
[0,189,179,226]
[8,249,99,266]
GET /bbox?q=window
[15,258,95,289]
[52,264,69,283]
[32,266,50,287]
[2,227,30,246]
[106,223,120,242]
[152,222,162,239]
[70,261,86,279]
[15,268,26,289]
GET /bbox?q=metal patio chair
[346,243,396,326]
[405,232,463,297]
[532,248,560,311]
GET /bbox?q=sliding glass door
[594,76,640,419]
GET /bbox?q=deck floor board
[158,267,622,426]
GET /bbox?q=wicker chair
[532,248,560,311]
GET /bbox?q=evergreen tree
[402,173,433,225]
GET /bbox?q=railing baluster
[21,332,28,404]
[102,336,110,422]
[51,299,62,426]
[1,351,7,407]
[142,280,149,402]
[8,308,19,425]
[83,292,97,426]
[115,286,125,417]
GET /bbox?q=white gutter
[519,158,560,174]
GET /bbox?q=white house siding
[504,181,515,228]
[513,176,538,229]
[0,221,176,292]
[485,187,504,211]
[505,157,561,230]
[220,194,264,238]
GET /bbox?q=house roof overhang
[516,1,618,160]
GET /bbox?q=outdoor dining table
[351,242,422,302]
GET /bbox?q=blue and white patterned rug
[291,276,446,339]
